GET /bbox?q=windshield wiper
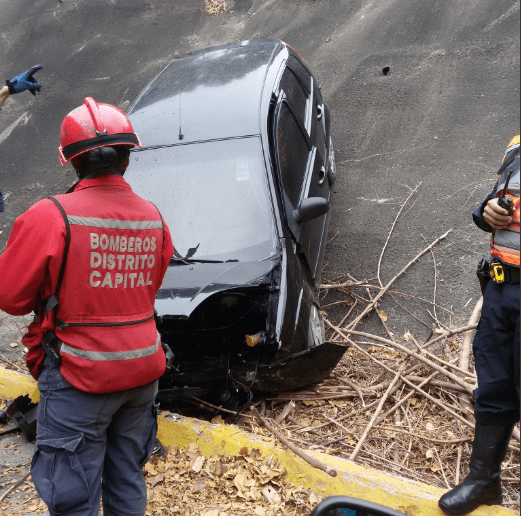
[170,257,239,265]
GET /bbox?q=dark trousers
[32,357,158,516]
[473,280,520,425]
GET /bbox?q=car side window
[276,102,311,209]
[286,56,314,135]
[279,69,308,129]
[287,56,311,94]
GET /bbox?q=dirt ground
[0,0,519,338]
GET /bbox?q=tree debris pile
[205,0,227,15]
[144,443,318,516]
[226,265,520,512]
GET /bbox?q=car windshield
[126,136,278,262]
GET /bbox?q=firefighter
[0,97,174,516]
[439,135,520,515]
[1,65,43,213]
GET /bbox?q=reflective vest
[490,135,520,267]
[48,185,167,393]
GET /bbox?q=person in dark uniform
[439,135,520,514]
[0,65,43,213]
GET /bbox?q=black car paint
[126,40,346,396]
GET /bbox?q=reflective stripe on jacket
[490,137,520,267]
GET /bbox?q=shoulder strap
[151,202,165,253]
[43,197,71,316]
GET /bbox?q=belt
[489,260,520,284]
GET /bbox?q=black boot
[438,423,515,515]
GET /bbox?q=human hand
[6,65,43,96]
[483,198,512,229]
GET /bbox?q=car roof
[127,40,286,147]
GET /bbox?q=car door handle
[317,104,323,120]
[318,166,326,185]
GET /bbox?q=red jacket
[0,175,174,393]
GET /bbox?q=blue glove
[6,65,43,96]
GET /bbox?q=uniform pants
[472,280,520,425]
[32,357,158,516]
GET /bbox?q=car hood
[155,259,278,318]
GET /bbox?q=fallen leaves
[144,443,316,516]
[205,0,227,15]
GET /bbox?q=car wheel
[309,304,326,347]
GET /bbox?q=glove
[6,65,43,96]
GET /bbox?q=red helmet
[58,97,142,166]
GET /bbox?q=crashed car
[126,39,346,402]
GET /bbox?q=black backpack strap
[39,197,71,365]
[47,197,71,301]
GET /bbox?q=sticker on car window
[236,157,249,181]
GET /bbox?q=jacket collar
[72,174,132,192]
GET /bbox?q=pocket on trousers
[31,427,91,514]
[139,402,159,467]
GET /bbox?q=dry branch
[374,426,472,444]
[377,371,440,423]
[0,355,30,376]
[191,397,253,418]
[340,376,365,406]
[349,366,403,461]
[455,446,462,485]
[275,401,296,424]
[320,280,376,290]
[342,328,475,393]
[421,324,478,350]
[0,470,31,503]
[405,375,469,394]
[459,297,483,422]
[377,183,421,287]
[250,407,338,477]
[346,230,451,330]
[327,321,476,430]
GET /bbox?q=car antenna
[178,92,184,140]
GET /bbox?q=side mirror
[294,197,329,223]
[310,496,407,516]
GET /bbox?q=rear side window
[287,56,312,92]
[279,69,308,128]
[276,103,311,208]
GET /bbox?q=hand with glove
[6,65,43,95]
[0,65,43,110]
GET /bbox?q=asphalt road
[0,0,519,342]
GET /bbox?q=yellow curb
[0,366,516,516]
[0,366,40,403]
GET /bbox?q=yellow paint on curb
[0,366,516,516]
[0,366,39,403]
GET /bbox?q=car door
[299,60,331,282]
[273,58,330,279]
